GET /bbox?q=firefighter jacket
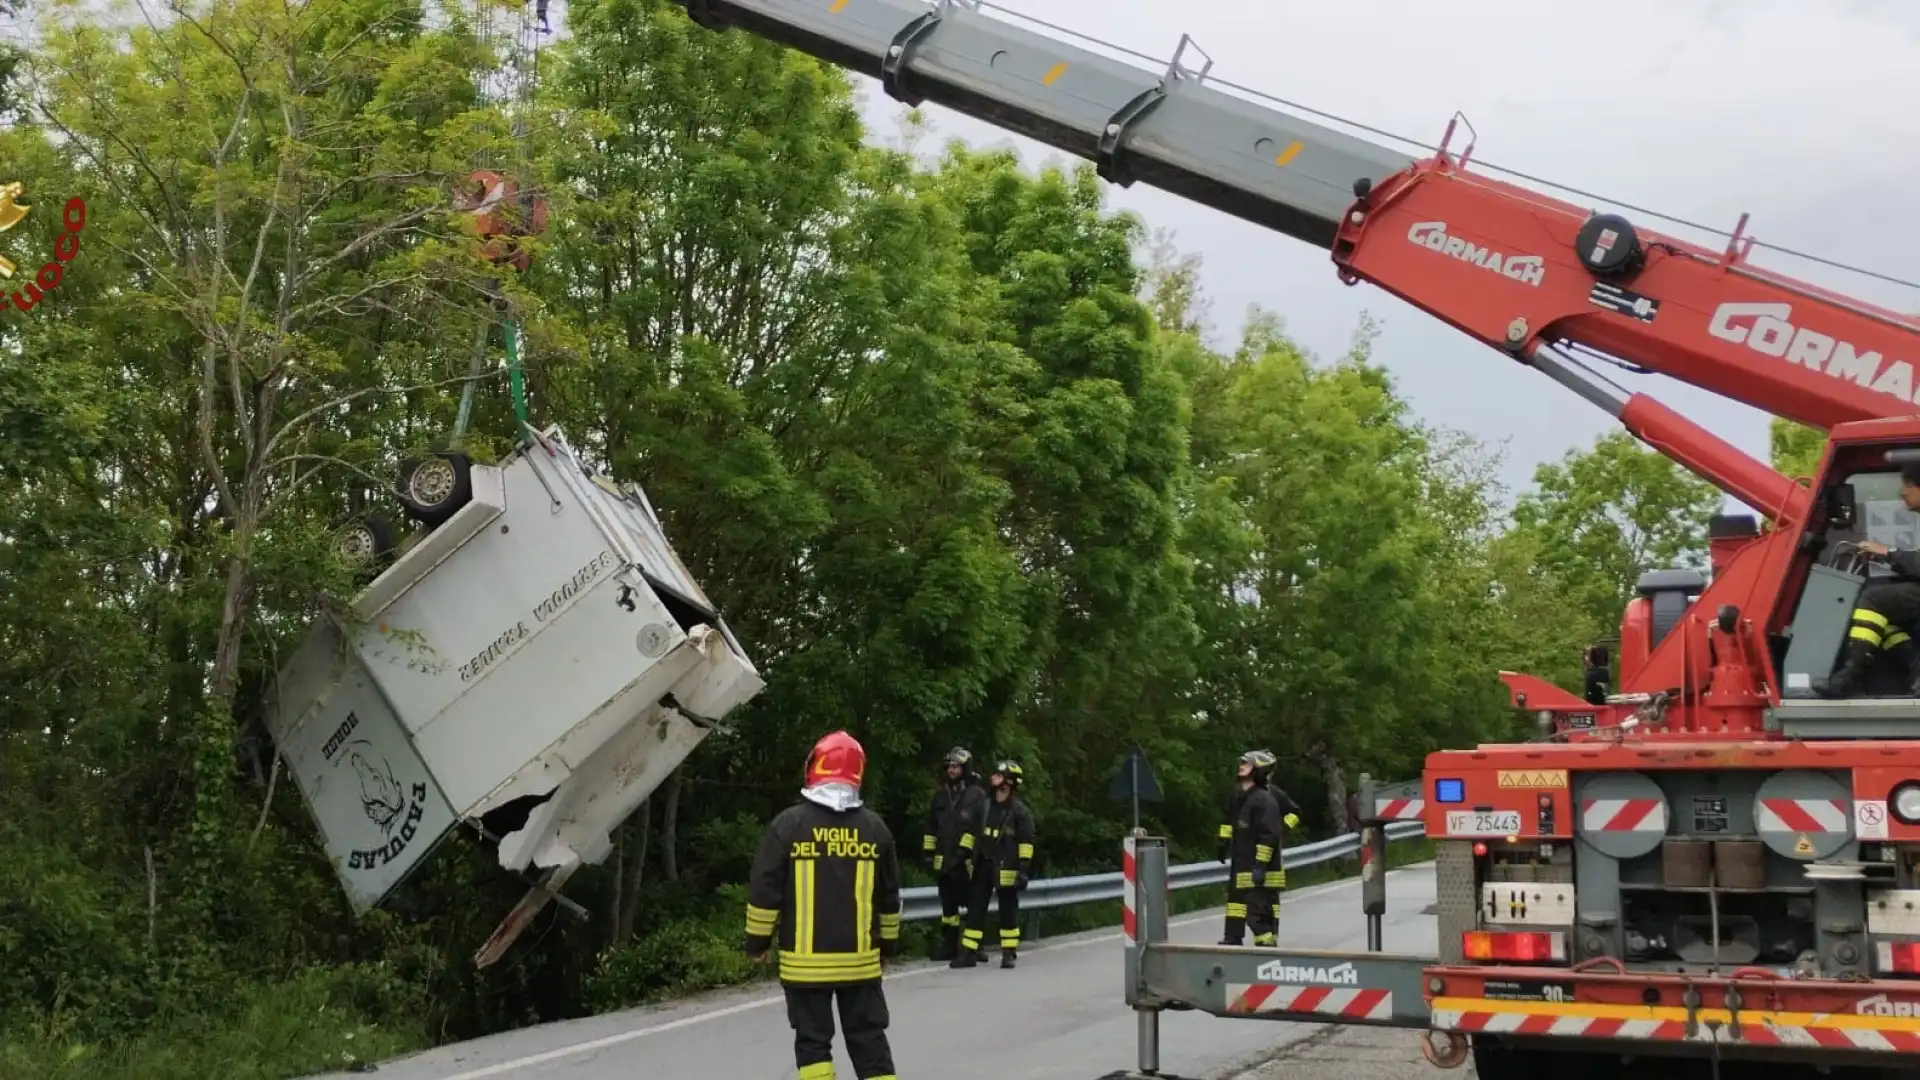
[966,794,1036,889]
[1264,784,1303,890]
[743,799,902,986]
[921,777,986,875]
[1221,787,1282,887]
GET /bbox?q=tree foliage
[0,0,1728,1073]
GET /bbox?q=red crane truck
[673,2,1920,1076]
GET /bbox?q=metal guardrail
[900,820,1426,921]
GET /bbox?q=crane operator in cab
[1820,461,1920,699]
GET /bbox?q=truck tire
[335,512,397,577]
[1472,1039,1616,1080]
[396,451,474,529]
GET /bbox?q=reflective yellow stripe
[880,911,901,941]
[799,1062,836,1080]
[1017,843,1033,860]
[1431,995,1920,1034]
[795,860,815,955]
[932,854,944,871]
[745,904,778,936]
[1253,932,1275,945]
[959,833,975,850]
[779,949,882,983]
[1262,871,1285,888]
[1225,902,1247,917]
[1887,631,1912,649]
[999,928,1020,945]
[1851,624,1885,646]
[855,859,873,955]
[1283,813,1300,829]
[962,928,984,947]
[1218,823,1232,839]
[922,834,935,851]
[1234,872,1253,888]
[1254,844,1273,863]
[940,914,960,927]
[1855,608,1891,628]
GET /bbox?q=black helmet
[1237,749,1276,785]
[993,759,1024,788]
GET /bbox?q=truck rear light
[1892,783,1920,826]
[1876,941,1920,974]
[1463,930,1566,962]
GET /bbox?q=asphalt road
[312,864,1451,1080]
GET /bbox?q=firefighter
[1821,462,1920,698]
[921,745,986,962]
[1217,749,1300,946]
[744,731,902,1080]
[1261,766,1304,937]
[951,759,1036,970]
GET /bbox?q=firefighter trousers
[960,864,1021,954]
[936,869,968,942]
[785,981,896,1080]
[1224,875,1277,945]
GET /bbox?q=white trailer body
[265,429,764,920]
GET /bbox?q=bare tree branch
[293,205,440,293]
[260,370,503,464]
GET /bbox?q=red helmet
[804,730,866,790]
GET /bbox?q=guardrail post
[1124,833,1169,1076]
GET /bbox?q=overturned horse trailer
[264,428,764,964]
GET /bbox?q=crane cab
[1772,427,1920,736]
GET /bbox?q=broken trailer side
[264,429,764,961]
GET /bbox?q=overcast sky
[833,0,1920,505]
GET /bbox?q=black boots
[1891,638,1920,696]
[930,925,958,962]
[949,947,977,969]
[1000,948,1017,969]
[1816,638,1877,698]
[1816,637,1920,698]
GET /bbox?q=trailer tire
[396,452,474,529]
[335,512,397,577]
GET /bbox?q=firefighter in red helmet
[744,731,903,1080]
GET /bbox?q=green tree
[1504,430,1724,687]
[1771,416,1827,480]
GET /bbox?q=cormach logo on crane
[1709,301,1917,405]
[1255,959,1359,985]
[1406,221,1546,288]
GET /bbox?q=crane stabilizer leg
[668,0,1413,248]
[1524,343,1805,521]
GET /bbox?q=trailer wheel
[396,452,474,529]
[335,512,397,576]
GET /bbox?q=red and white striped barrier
[1580,797,1667,833]
[1757,797,1850,835]
[1373,797,1424,820]
[1121,836,1137,945]
[1227,984,1394,1020]
[1431,999,1920,1054]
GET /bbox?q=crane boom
[675,0,1920,439]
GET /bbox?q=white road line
[441,870,1402,1079]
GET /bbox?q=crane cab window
[1823,464,1920,575]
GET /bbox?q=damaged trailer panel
[264,430,764,955]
